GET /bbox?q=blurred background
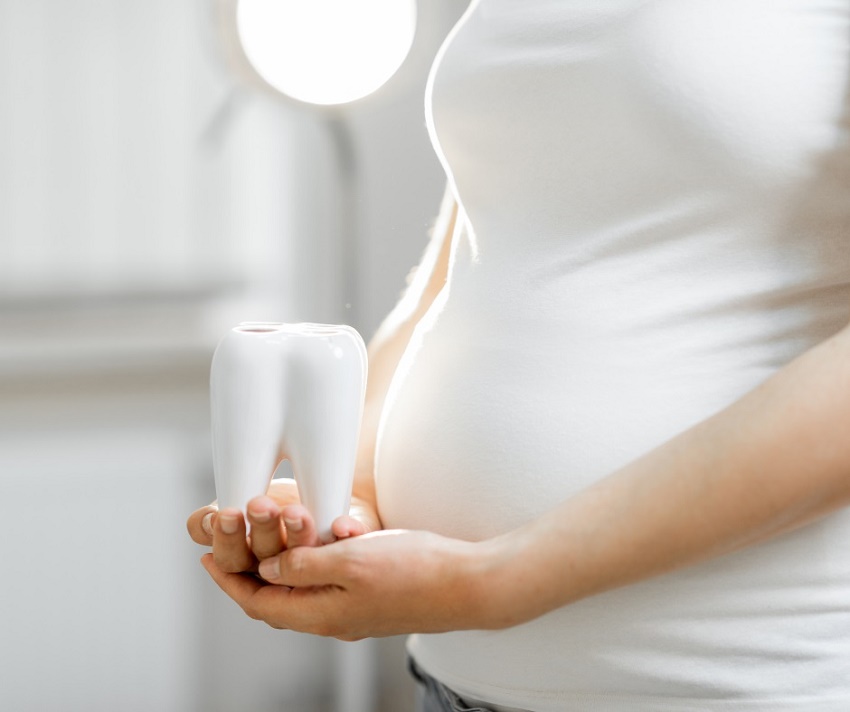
[0,1,468,710]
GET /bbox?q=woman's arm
[203,318,850,639]
[480,321,850,627]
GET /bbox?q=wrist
[460,528,547,630]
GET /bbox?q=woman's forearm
[481,323,850,628]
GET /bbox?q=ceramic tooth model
[210,322,367,543]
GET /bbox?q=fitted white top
[375,1,850,710]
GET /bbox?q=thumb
[259,541,346,588]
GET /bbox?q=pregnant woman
[188,2,850,709]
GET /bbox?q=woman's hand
[200,529,497,640]
[186,477,382,573]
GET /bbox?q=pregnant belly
[374,296,771,542]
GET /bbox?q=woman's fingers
[331,515,370,540]
[265,478,303,508]
[201,553,269,613]
[213,508,256,573]
[247,496,286,560]
[281,504,321,549]
[259,542,340,588]
[187,505,218,546]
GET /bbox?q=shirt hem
[408,638,850,712]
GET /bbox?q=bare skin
[200,529,486,641]
[188,192,850,642]
[185,480,381,573]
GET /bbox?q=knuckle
[295,605,333,637]
[307,607,353,639]
[252,541,281,561]
[243,603,261,621]
[339,554,363,584]
[187,507,216,539]
[213,553,242,574]
[340,561,358,582]
[335,632,362,642]
[310,619,337,638]
[187,519,206,544]
[286,547,308,582]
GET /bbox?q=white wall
[0,1,467,711]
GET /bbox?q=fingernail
[219,513,240,534]
[284,517,303,532]
[202,512,214,536]
[249,507,271,522]
[259,558,280,581]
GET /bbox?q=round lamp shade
[236,0,417,106]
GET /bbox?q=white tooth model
[210,322,367,544]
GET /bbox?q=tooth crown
[210,322,368,543]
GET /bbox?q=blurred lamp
[235,0,417,106]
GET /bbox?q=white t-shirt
[375,1,850,709]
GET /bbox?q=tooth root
[284,329,367,543]
[210,332,284,513]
